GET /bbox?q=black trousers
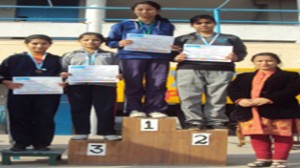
[67,85,116,135]
[7,92,61,147]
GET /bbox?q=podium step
[68,117,228,165]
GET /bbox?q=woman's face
[252,55,279,71]
[79,35,102,50]
[192,18,216,33]
[26,39,51,54]
[133,4,159,19]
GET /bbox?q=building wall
[0,0,16,20]
[255,0,297,22]
[0,0,298,22]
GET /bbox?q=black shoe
[184,123,205,130]
[247,160,272,167]
[34,146,50,151]
[10,144,26,152]
[207,124,228,130]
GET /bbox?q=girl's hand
[116,74,123,80]
[171,45,182,52]
[237,99,254,107]
[251,98,272,106]
[174,53,186,62]
[225,52,238,62]
[60,72,72,79]
[58,82,68,88]
[2,80,23,89]
[119,40,133,47]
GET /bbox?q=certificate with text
[183,44,233,62]
[13,77,63,95]
[124,33,174,53]
[68,65,119,83]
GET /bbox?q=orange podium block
[68,117,228,166]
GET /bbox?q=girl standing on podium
[60,32,121,141]
[106,1,175,118]
[228,52,300,168]
[0,34,63,151]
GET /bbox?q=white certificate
[13,77,63,95]
[124,33,174,53]
[183,44,233,62]
[68,65,119,83]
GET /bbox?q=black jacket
[0,52,62,82]
[173,32,247,71]
[228,69,300,121]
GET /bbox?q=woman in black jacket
[228,52,300,168]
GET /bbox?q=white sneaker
[104,135,122,141]
[129,110,146,118]
[149,112,168,118]
[71,134,89,140]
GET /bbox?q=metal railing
[0,5,300,26]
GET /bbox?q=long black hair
[131,1,170,22]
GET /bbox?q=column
[85,0,107,135]
[296,0,300,43]
[85,0,107,33]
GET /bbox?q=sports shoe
[149,112,168,118]
[184,123,205,130]
[104,135,122,141]
[129,110,146,118]
[71,134,89,140]
[206,124,228,130]
[10,144,26,152]
[34,146,51,151]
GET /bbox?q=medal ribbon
[27,52,47,71]
[138,20,155,34]
[196,33,220,45]
[84,51,97,65]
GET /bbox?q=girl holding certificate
[173,14,247,130]
[106,1,175,118]
[228,52,300,168]
[61,32,121,141]
[0,34,62,151]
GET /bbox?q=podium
[68,117,228,166]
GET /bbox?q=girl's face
[252,55,279,71]
[192,18,216,33]
[133,4,159,20]
[79,35,102,50]
[26,39,51,54]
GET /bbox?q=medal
[27,52,47,73]
[35,69,43,74]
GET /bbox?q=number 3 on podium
[87,143,106,156]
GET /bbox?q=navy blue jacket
[0,52,62,82]
[106,19,175,60]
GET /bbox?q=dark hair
[190,14,216,25]
[251,52,282,64]
[24,34,52,44]
[78,32,105,42]
[131,1,170,22]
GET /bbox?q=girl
[0,34,62,151]
[228,52,300,168]
[106,1,175,118]
[61,32,121,141]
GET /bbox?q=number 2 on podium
[192,133,211,146]
[140,119,158,131]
